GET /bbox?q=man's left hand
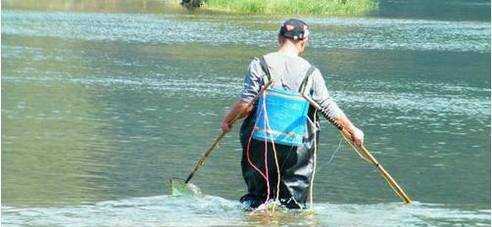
[351,126,364,147]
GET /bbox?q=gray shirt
[239,51,345,121]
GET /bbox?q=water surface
[1,1,490,226]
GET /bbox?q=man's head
[278,19,310,54]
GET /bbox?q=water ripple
[2,10,490,52]
[3,75,490,118]
[2,195,490,226]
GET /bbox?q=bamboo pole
[302,94,412,204]
[185,131,226,183]
[184,80,274,183]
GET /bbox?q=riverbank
[185,0,378,16]
[3,0,377,16]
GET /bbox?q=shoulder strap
[259,56,272,83]
[299,66,316,93]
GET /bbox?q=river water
[1,1,491,226]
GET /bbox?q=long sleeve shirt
[239,52,346,124]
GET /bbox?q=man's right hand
[220,101,252,134]
[221,120,232,133]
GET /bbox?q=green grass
[202,0,378,16]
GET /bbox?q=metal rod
[302,94,412,204]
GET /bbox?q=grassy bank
[201,0,378,16]
[3,0,378,17]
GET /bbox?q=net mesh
[169,178,202,197]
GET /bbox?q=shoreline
[176,0,378,17]
[197,0,378,16]
[2,0,378,17]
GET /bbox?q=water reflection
[2,63,110,205]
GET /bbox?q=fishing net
[169,178,202,197]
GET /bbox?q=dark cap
[279,18,309,40]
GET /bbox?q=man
[221,19,364,209]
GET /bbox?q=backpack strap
[299,66,316,94]
[259,56,272,83]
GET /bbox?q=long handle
[302,94,412,204]
[185,132,226,183]
[184,81,273,184]
[339,128,412,204]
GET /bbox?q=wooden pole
[185,132,226,183]
[302,94,412,204]
[184,80,273,184]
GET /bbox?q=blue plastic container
[253,88,309,146]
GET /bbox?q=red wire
[246,123,267,181]
[245,93,271,205]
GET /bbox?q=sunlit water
[3,196,491,226]
[2,1,490,226]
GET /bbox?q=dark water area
[378,0,491,21]
[1,1,491,226]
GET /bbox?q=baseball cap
[279,19,309,40]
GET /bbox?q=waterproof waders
[239,57,319,209]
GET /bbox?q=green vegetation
[3,0,378,16]
[200,0,378,16]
